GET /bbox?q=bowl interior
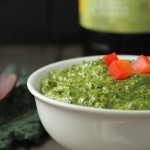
[27,54,150,116]
[29,55,137,92]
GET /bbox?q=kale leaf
[0,65,45,150]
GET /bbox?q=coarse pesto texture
[41,59,150,110]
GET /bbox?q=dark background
[0,2,83,150]
[0,0,81,44]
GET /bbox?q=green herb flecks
[41,59,150,110]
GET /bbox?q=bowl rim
[27,55,150,117]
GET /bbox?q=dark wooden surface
[0,44,83,150]
[0,44,83,72]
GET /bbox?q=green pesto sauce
[41,59,150,110]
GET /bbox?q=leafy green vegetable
[0,65,45,150]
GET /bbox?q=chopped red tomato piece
[107,60,133,80]
[103,52,119,66]
[131,55,150,74]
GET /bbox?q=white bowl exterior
[28,55,150,150]
[35,97,150,150]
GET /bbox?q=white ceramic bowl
[27,55,150,150]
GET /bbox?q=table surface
[0,44,83,150]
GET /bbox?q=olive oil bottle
[78,0,150,56]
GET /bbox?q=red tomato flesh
[107,60,133,80]
[131,55,150,74]
[103,52,119,66]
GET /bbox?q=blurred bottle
[78,0,150,56]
